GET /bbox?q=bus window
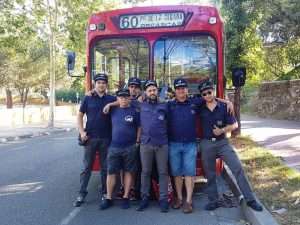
[91,38,149,93]
[154,35,217,95]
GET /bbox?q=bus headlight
[89,24,97,31]
[208,17,217,24]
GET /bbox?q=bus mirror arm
[66,51,85,77]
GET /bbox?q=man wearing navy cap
[167,78,201,213]
[74,73,116,207]
[127,77,143,200]
[136,79,170,213]
[100,88,141,210]
[168,78,234,213]
[128,77,143,101]
[198,80,263,212]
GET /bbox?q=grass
[230,136,300,225]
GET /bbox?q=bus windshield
[154,35,217,95]
[91,37,149,92]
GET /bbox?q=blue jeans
[169,142,197,176]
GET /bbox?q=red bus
[68,5,224,175]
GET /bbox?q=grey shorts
[107,145,138,175]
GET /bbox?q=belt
[204,137,225,142]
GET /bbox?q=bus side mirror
[66,51,76,75]
[232,67,246,87]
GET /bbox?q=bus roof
[87,5,223,39]
[91,5,220,18]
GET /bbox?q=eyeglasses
[202,91,212,97]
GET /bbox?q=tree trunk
[18,88,24,105]
[232,87,241,137]
[5,88,13,109]
[22,88,29,108]
[47,0,57,128]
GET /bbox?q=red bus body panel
[86,5,224,176]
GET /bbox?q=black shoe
[205,201,220,211]
[136,197,149,211]
[159,199,169,213]
[73,194,86,207]
[247,200,263,212]
[99,199,113,210]
[121,198,130,209]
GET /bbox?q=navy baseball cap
[174,78,188,89]
[198,79,214,92]
[144,80,157,90]
[116,88,130,97]
[128,77,141,87]
[93,73,108,83]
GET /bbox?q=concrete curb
[223,165,279,225]
[0,127,76,143]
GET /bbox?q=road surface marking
[7,146,26,151]
[59,208,81,225]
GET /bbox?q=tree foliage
[1,0,300,109]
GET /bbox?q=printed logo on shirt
[125,115,134,122]
[158,114,165,120]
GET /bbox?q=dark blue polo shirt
[110,106,140,149]
[168,97,205,143]
[140,100,168,146]
[199,101,236,140]
[130,99,141,109]
[79,93,116,139]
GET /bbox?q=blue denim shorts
[169,142,197,176]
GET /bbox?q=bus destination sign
[119,12,185,29]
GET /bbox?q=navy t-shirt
[79,93,116,139]
[110,106,140,148]
[199,101,236,140]
[168,97,205,143]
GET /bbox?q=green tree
[222,0,269,85]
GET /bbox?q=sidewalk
[0,118,77,143]
[241,114,300,172]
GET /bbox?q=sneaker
[136,197,149,211]
[247,200,263,212]
[100,193,107,201]
[182,202,193,214]
[159,199,169,213]
[73,194,86,207]
[121,198,130,209]
[205,201,220,211]
[99,198,113,210]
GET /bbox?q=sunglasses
[201,91,212,97]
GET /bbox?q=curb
[0,127,76,143]
[222,165,279,225]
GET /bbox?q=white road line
[59,208,81,225]
[8,146,26,151]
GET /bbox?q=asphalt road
[241,114,300,172]
[0,131,246,225]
